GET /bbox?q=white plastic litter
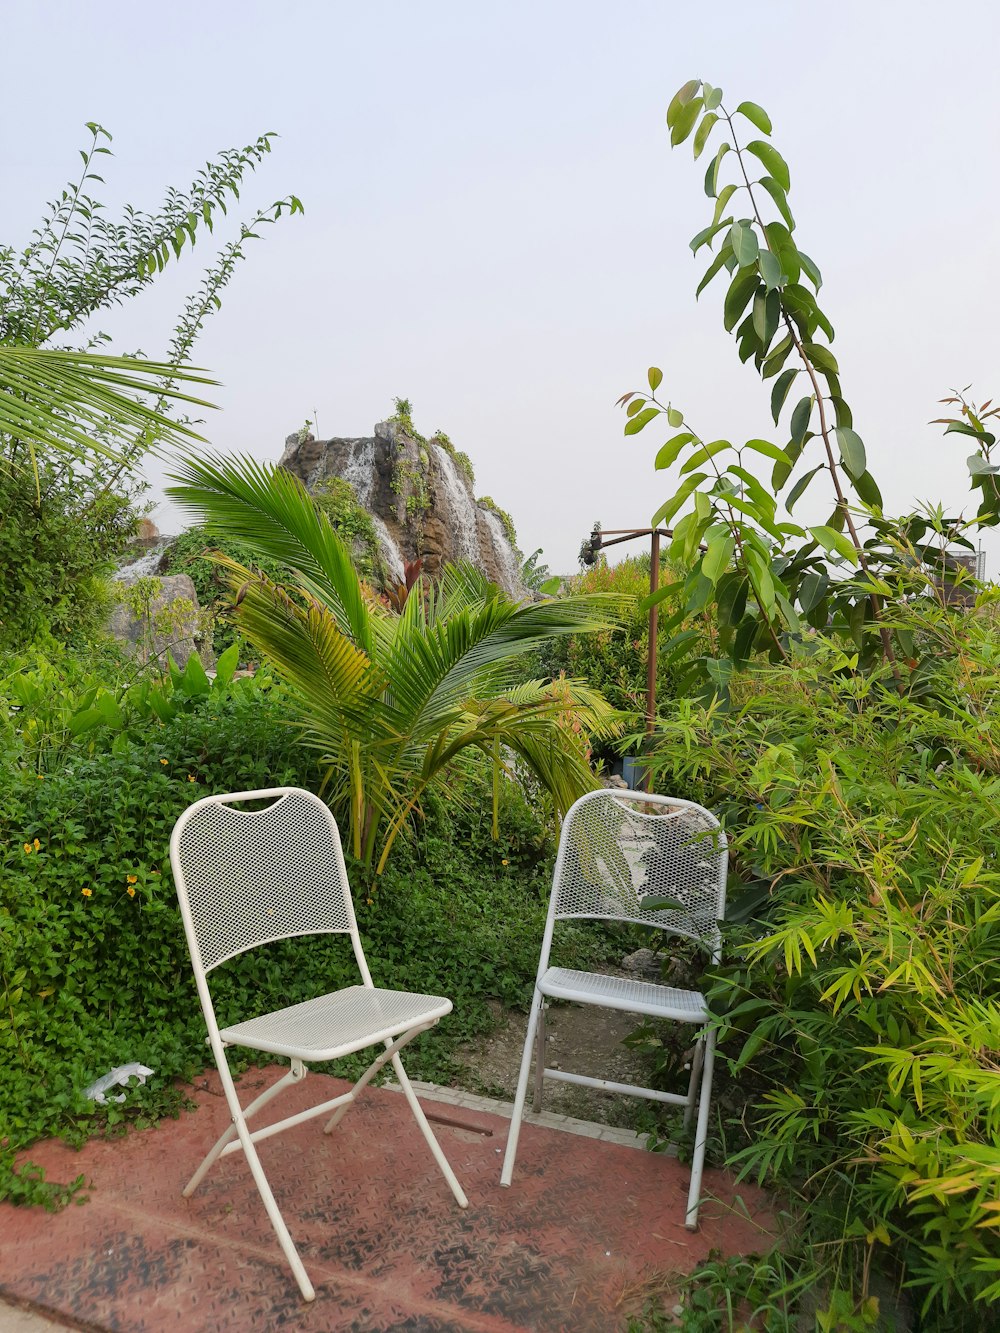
[84,1063,155,1104]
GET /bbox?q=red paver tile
[0,1071,772,1332]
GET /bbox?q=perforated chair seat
[539,968,708,1023]
[220,986,453,1062]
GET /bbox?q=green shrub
[0,461,138,652]
[647,598,1000,1327]
[0,667,598,1208]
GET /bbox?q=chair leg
[390,1052,468,1208]
[685,1025,717,1231]
[531,1001,547,1114]
[184,1062,303,1197]
[233,1111,316,1300]
[683,1031,705,1132]
[500,986,544,1187]
[210,1058,316,1301]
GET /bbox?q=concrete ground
[0,1070,772,1332]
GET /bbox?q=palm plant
[0,346,215,474]
[168,454,629,875]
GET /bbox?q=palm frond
[166,452,373,653]
[382,582,631,740]
[0,345,216,463]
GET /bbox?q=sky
[4,0,999,573]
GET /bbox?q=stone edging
[384,1079,677,1155]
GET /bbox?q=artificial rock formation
[278,421,524,598]
[107,572,209,670]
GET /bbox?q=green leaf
[654,473,708,526]
[785,464,824,512]
[704,142,731,197]
[182,651,211,696]
[667,79,701,129]
[638,581,686,613]
[736,101,773,135]
[745,140,790,191]
[648,366,663,392]
[790,396,812,445]
[744,548,776,612]
[809,525,858,564]
[667,406,684,427]
[671,96,704,147]
[763,222,800,284]
[738,324,761,364]
[654,432,696,470]
[752,289,780,349]
[680,439,731,474]
[717,573,749,627]
[727,464,777,516]
[703,84,723,111]
[770,369,798,424]
[693,112,718,159]
[761,334,794,379]
[690,219,731,254]
[724,268,759,333]
[804,342,839,375]
[712,184,737,226]
[758,249,783,292]
[831,396,853,429]
[702,533,735,584]
[758,176,795,230]
[626,397,646,417]
[853,470,883,509]
[772,439,804,491]
[696,246,730,298]
[835,426,866,478]
[744,436,788,464]
[729,221,759,267]
[798,250,822,291]
[798,571,829,614]
[214,641,240,686]
[625,407,660,435]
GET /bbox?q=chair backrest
[550,789,728,955]
[171,787,358,974]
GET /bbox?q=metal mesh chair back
[552,789,727,952]
[172,788,355,973]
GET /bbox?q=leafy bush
[0,461,138,652]
[647,599,1000,1327]
[0,659,599,1208]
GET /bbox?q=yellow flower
[126,886,136,898]
[35,774,44,781]
[126,874,138,885]
[33,838,40,851]
[501,858,509,866]
[81,888,92,898]
[187,774,196,783]
[159,758,168,766]
[23,842,32,854]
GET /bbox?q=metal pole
[645,530,660,792]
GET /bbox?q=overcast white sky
[5,1,999,572]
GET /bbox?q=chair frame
[170,786,468,1302]
[499,788,727,1228]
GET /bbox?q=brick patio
[0,1069,772,1331]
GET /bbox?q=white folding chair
[499,788,727,1228]
[170,786,468,1301]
